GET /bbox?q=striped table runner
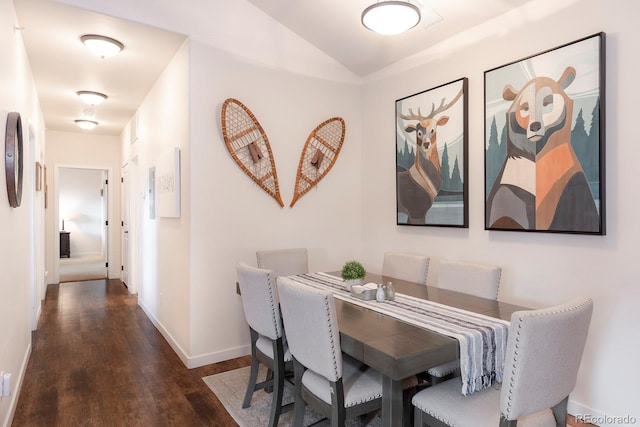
[286,272,510,395]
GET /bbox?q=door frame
[28,123,45,330]
[121,159,139,294]
[53,164,113,283]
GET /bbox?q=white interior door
[121,165,130,287]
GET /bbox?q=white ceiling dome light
[80,34,124,58]
[75,119,98,130]
[361,1,421,35]
[77,91,108,105]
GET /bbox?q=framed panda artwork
[484,32,605,235]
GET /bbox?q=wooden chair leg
[414,407,424,427]
[265,368,274,393]
[293,359,306,427]
[499,415,517,427]
[329,379,346,427]
[267,338,286,427]
[552,396,569,427]
[242,329,260,408]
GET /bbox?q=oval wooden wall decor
[221,98,284,207]
[290,117,345,207]
[5,112,24,208]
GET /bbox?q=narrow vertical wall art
[290,117,345,207]
[155,147,181,218]
[220,98,284,207]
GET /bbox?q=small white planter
[344,278,363,290]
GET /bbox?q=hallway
[12,279,248,426]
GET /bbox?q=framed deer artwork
[485,32,605,235]
[395,77,468,227]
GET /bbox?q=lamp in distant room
[80,34,124,58]
[77,91,108,105]
[361,1,421,35]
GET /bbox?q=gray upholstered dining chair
[412,296,593,427]
[425,260,503,385]
[277,276,383,426]
[236,262,293,427]
[437,259,502,299]
[256,247,309,278]
[382,251,430,285]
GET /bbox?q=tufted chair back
[500,296,593,421]
[256,248,309,278]
[236,262,283,341]
[277,276,343,383]
[438,260,502,300]
[382,251,430,284]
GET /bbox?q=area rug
[203,366,381,426]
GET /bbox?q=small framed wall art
[395,77,468,227]
[155,147,181,218]
[35,161,43,191]
[484,32,605,235]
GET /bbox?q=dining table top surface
[322,271,527,380]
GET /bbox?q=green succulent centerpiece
[341,260,366,286]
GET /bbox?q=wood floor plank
[12,279,249,426]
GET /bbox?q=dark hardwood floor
[12,279,249,426]
[12,278,594,427]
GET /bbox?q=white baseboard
[138,300,191,367]
[3,342,31,427]
[187,345,251,369]
[137,300,249,369]
[32,303,41,332]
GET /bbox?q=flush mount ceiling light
[362,1,421,35]
[77,91,108,105]
[80,34,124,58]
[75,119,98,130]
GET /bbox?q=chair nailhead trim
[323,294,340,380]
[501,298,593,419]
[266,271,283,339]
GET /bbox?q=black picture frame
[484,32,606,235]
[395,77,468,227]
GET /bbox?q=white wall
[45,131,121,283]
[59,168,104,256]
[187,42,363,366]
[0,1,46,425]
[362,0,639,422]
[123,40,192,364]
[125,33,363,368]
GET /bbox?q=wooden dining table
[321,271,528,427]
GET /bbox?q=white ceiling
[14,0,187,136]
[14,0,530,136]
[246,0,531,77]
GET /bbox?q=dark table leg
[381,376,404,427]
